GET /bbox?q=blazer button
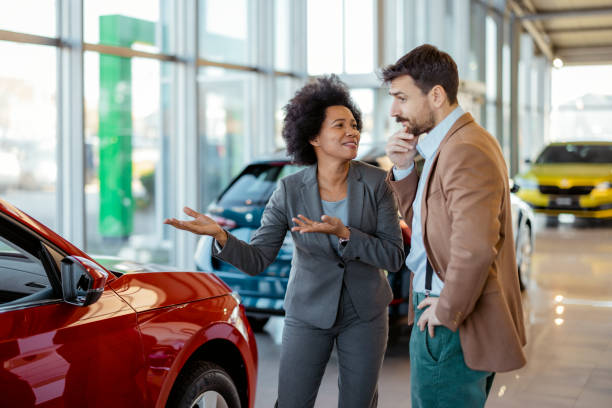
[338,263,344,268]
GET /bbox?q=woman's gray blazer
[213,160,405,329]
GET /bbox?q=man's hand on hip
[417,297,442,338]
[385,129,419,170]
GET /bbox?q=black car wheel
[168,361,241,408]
[516,223,533,291]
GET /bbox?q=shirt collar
[417,106,464,160]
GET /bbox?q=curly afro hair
[282,75,362,165]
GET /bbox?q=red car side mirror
[61,256,108,307]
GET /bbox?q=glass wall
[0,42,57,228]
[307,0,343,75]
[198,0,251,65]
[275,77,301,150]
[198,68,253,207]
[0,0,56,37]
[84,52,173,263]
[0,0,552,266]
[307,0,374,75]
[84,0,173,54]
[274,0,291,72]
[350,89,375,145]
[344,0,374,74]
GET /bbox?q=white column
[173,0,199,269]
[291,0,308,77]
[415,0,428,45]
[428,0,446,50]
[452,0,471,79]
[57,0,85,248]
[253,0,275,158]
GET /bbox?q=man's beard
[396,112,435,135]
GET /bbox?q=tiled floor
[253,216,612,407]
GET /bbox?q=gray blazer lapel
[347,162,365,230]
[299,165,337,257]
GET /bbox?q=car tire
[247,316,269,332]
[167,361,241,408]
[517,223,533,292]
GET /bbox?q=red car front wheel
[168,361,241,408]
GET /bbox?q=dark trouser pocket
[423,324,452,362]
[410,294,493,408]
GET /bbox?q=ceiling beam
[546,26,612,34]
[520,7,612,21]
[508,0,554,60]
[555,45,612,65]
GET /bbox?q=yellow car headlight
[594,181,611,192]
[515,177,539,190]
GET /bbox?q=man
[383,44,526,407]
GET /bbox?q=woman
[165,75,404,408]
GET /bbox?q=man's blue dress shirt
[392,106,464,295]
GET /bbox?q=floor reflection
[487,215,612,408]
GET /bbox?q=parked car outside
[0,198,257,408]
[514,141,612,221]
[195,148,535,331]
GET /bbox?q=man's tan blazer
[388,112,527,372]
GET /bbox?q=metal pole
[509,15,520,177]
[57,0,85,247]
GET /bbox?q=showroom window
[0,0,548,268]
[0,41,57,229]
[0,0,56,38]
[274,0,292,72]
[307,0,374,75]
[84,52,174,264]
[84,0,174,54]
[198,0,252,65]
[350,89,375,145]
[198,67,254,207]
[274,77,301,150]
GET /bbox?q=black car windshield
[218,163,304,206]
[536,144,612,164]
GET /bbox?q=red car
[0,199,257,408]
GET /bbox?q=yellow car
[513,141,612,219]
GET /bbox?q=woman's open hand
[164,207,227,244]
[291,214,350,239]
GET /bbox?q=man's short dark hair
[381,44,459,105]
[282,74,362,165]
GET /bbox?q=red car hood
[109,268,233,313]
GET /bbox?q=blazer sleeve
[435,143,504,331]
[338,179,405,272]
[386,167,420,224]
[212,178,289,276]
